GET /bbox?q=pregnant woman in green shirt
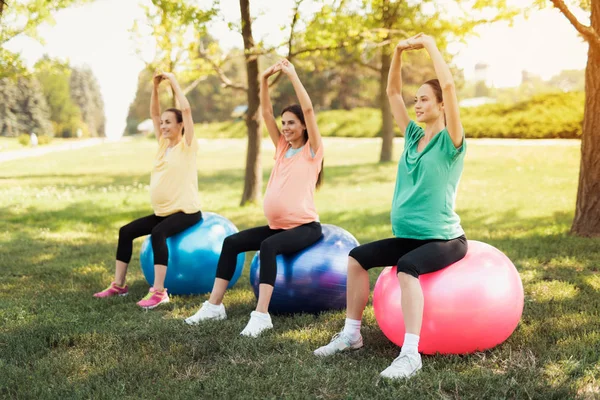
[314,33,468,380]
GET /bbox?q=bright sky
[5,0,589,139]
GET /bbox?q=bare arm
[163,72,195,147]
[386,44,411,134]
[418,34,463,148]
[261,63,282,148]
[280,59,322,153]
[151,73,162,142]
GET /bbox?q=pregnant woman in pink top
[185,59,324,337]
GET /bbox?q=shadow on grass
[1,191,599,397]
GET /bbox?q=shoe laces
[391,353,418,369]
[330,332,350,346]
[141,290,156,301]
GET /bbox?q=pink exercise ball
[372,240,524,355]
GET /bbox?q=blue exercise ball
[140,212,244,295]
[249,224,359,314]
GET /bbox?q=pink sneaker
[93,282,129,298]
[137,288,170,309]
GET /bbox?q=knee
[150,227,166,245]
[396,258,419,280]
[348,255,365,272]
[348,248,368,271]
[118,225,131,240]
[222,234,241,252]
[259,239,276,256]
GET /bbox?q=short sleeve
[182,136,198,152]
[274,134,288,160]
[304,140,323,163]
[441,128,466,160]
[404,120,423,143]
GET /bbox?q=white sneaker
[379,352,422,379]
[313,332,363,357]
[185,301,227,325]
[240,311,273,337]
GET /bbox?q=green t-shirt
[390,120,466,240]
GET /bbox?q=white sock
[342,318,362,342]
[401,333,420,355]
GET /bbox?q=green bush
[17,134,52,146]
[18,134,30,146]
[461,91,583,138]
[194,91,584,140]
[38,135,51,145]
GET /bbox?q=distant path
[0,136,580,164]
[0,137,126,164]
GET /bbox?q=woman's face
[281,111,306,144]
[414,84,443,123]
[160,111,182,139]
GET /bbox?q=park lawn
[0,137,598,399]
[0,136,76,152]
[0,137,29,152]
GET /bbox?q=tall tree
[305,0,517,162]
[0,0,89,78]
[542,0,600,236]
[35,57,82,137]
[131,0,216,106]
[70,67,106,137]
[0,76,52,137]
[16,77,53,136]
[238,0,262,205]
[199,0,348,204]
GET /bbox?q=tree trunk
[379,0,396,163]
[239,0,262,205]
[571,1,600,236]
[379,49,394,162]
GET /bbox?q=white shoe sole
[379,365,422,380]
[240,325,273,338]
[314,340,364,357]
[185,314,226,325]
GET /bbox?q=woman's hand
[410,33,436,49]
[279,59,297,76]
[161,72,176,82]
[262,63,282,79]
[153,71,164,86]
[396,33,436,51]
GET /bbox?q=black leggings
[215,222,322,286]
[116,211,202,266]
[349,235,468,278]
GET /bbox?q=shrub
[193,91,584,140]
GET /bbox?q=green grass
[1,137,599,399]
[0,137,30,151]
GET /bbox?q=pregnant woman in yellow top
[94,72,202,309]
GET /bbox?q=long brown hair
[423,79,445,125]
[281,104,323,188]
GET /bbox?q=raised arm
[386,39,414,134]
[162,72,195,147]
[151,72,163,142]
[279,59,322,153]
[261,63,283,147]
[414,33,463,148]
